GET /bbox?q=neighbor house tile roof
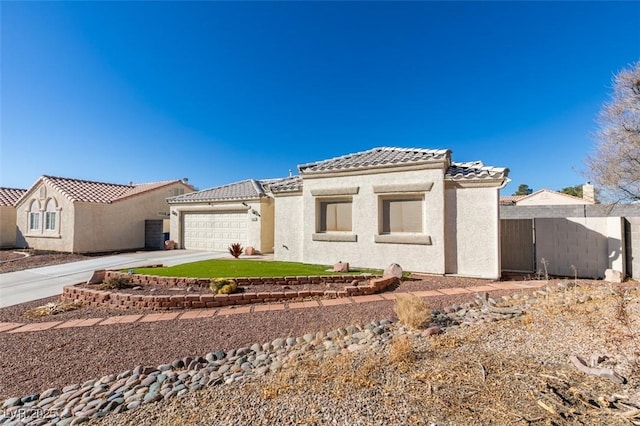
[18,176,188,204]
[298,147,451,174]
[499,195,525,206]
[445,161,509,181]
[167,179,267,203]
[0,188,27,207]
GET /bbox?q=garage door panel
[183,212,247,251]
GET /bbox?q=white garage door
[183,212,248,251]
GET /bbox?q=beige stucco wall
[71,181,192,253]
[16,182,76,251]
[169,197,275,253]
[0,206,18,248]
[259,198,275,253]
[273,193,304,262]
[296,167,447,273]
[534,216,624,279]
[517,191,590,206]
[445,184,501,279]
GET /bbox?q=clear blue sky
[2,2,639,195]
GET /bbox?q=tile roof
[444,161,509,181]
[21,176,187,204]
[298,147,451,174]
[499,195,525,206]
[0,187,27,207]
[167,179,267,203]
[262,176,303,194]
[510,189,593,205]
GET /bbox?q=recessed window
[319,200,352,232]
[45,212,56,230]
[28,200,41,232]
[381,197,423,233]
[29,212,40,231]
[44,198,58,231]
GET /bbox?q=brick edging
[62,272,397,311]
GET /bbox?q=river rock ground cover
[91,281,640,426]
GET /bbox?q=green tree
[559,185,583,198]
[513,184,533,196]
[587,60,640,202]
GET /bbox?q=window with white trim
[44,198,59,231]
[29,200,41,232]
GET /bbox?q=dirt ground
[0,249,89,273]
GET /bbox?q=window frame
[375,193,432,245]
[45,211,57,231]
[312,196,357,242]
[29,211,41,232]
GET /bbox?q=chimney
[582,183,596,204]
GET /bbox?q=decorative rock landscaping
[61,271,397,311]
[0,289,537,426]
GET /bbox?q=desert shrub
[22,301,82,318]
[228,243,243,258]
[389,335,417,372]
[98,276,131,290]
[394,293,431,329]
[210,278,238,294]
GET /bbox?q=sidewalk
[0,281,546,334]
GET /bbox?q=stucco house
[0,187,27,248]
[15,175,194,253]
[500,187,595,206]
[169,147,509,279]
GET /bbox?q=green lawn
[132,259,381,278]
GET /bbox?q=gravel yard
[3,250,638,424]
[0,275,529,400]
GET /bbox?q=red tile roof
[20,176,188,204]
[0,187,27,207]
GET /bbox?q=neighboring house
[0,187,27,248]
[500,187,595,206]
[169,147,509,279]
[15,176,194,253]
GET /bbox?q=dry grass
[393,293,431,329]
[86,283,640,426]
[22,300,82,318]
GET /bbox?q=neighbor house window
[381,197,423,233]
[318,200,352,232]
[45,212,56,230]
[28,200,41,232]
[45,198,58,231]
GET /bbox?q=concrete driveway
[0,250,227,308]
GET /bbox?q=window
[44,198,58,231]
[381,198,423,233]
[319,201,352,232]
[29,212,40,231]
[312,198,356,242]
[28,200,41,232]
[375,195,431,245]
[45,212,56,230]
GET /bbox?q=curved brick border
[62,271,397,311]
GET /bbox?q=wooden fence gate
[501,219,534,273]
